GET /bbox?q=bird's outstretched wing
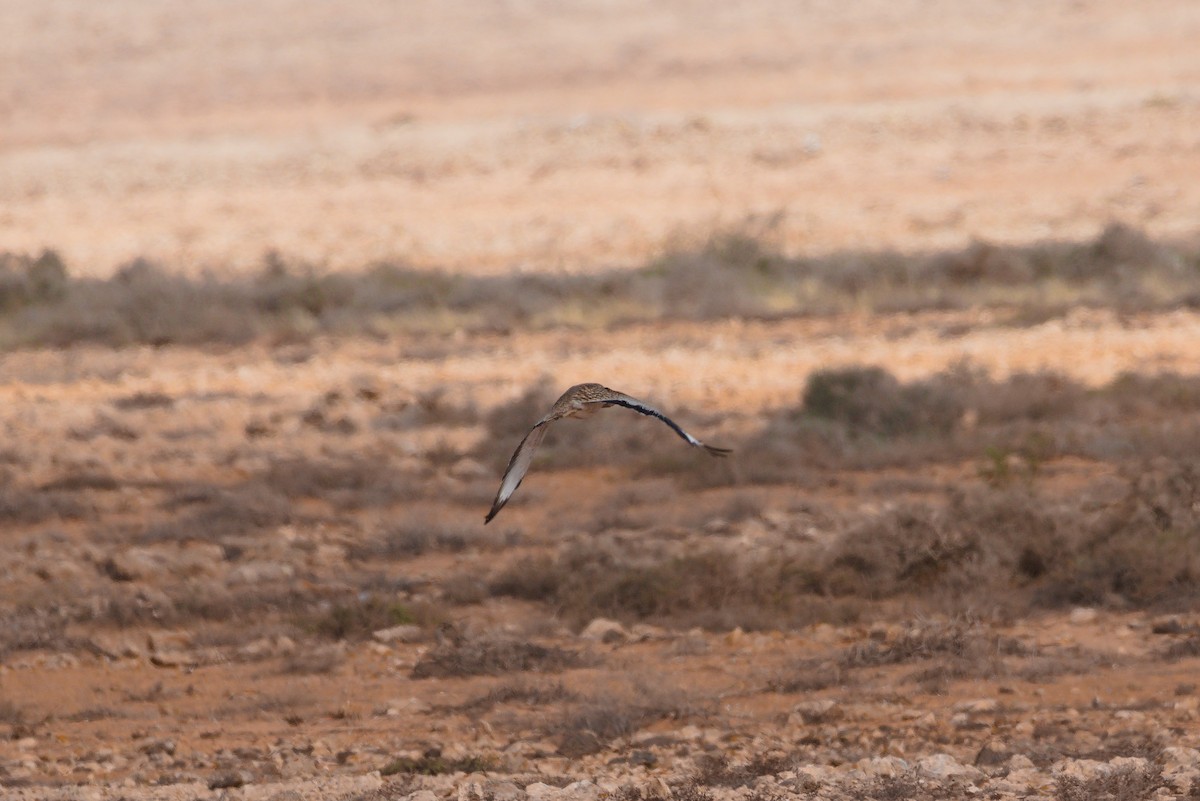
[588,392,732,457]
[485,422,550,524]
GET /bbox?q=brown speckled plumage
[485,383,731,523]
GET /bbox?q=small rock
[629,623,668,642]
[458,782,486,801]
[524,783,558,799]
[609,749,657,767]
[1162,746,1200,774]
[917,753,982,782]
[1110,756,1150,770]
[226,561,294,585]
[1007,754,1036,771]
[579,618,629,644]
[373,624,424,644]
[853,756,909,779]
[103,548,166,582]
[138,738,176,757]
[147,629,194,654]
[974,739,1011,767]
[955,698,998,713]
[149,650,198,669]
[559,780,601,801]
[789,699,842,725]
[483,781,524,801]
[1069,607,1098,624]
[403,792,440,801]
[90,633,144,660]
[1052,758,1109,781]
[997,767,1053,794]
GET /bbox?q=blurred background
[4,0,1199,278]
[5,2,1200,794]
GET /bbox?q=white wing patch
[485,423,549,523]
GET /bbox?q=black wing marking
[587,395,731,456]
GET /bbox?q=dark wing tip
[704,444,732,457]
[484,505,500,524]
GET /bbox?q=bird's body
[485,383,730,523]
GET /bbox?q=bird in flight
[485,383,731,523]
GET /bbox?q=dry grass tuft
[379,753,497,777]
[1054,761,1165,801]
[5,224,1195,348]
[308,597,418,641]
[451,679,577,715]
[550,682,706,757]
[410,637,590,679]
[692,752,799,788]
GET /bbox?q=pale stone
[1051,758,1109,781]
[1162,746,1200,773]
[373,624,424,644]
[853,756,909,779]
[579,617,629,644]
[917,753,982,782]
[789,699,842,725]
[1069,607,1098,624]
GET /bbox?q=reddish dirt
[3,2,1200,799]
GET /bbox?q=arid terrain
[3,2,1200,800]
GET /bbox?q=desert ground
[3,1,1200,799]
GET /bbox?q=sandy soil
[3,0,1200,275]
[3,2,1200,799]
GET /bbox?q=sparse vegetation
[2,224,1197,350]
[550,683,706,757]
[410,636,590,679]
[1054,761,1165,801]
[309,597,418,640]
[4,228,1200,793]
[379,753,497,777]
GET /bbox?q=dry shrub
[38,470,120,492]
[281,646,345,675]
[961,370,1086,425]
[494,459,1200,625]
[551,682,705,757]
[0,485,84,524]
[1054,761,1165,801]
[1105,371,1200,415]
[0,700,28,726]
[111,391,175,410]
[141,485,292,543]
[309,597,417,641]
[263,456,415,509]
[0,607,77,660]
[820,464,1200,612]
[692,753,799,788]
[347,517,493,561]
[410,637,589,679]
[3,225,1198,349]
[817,490,1060,607]
[1037,460,1200,608]
[743,362,1200,483]
[379,753,497,777]
[451,679,576,714]
[801,366,963,438]
[864,774,958,801]
[839,619,1025,669]
[767,659,850,693]
[89,581,317,635]
[489,542,853,631]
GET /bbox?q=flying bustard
[485,383,731,523]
